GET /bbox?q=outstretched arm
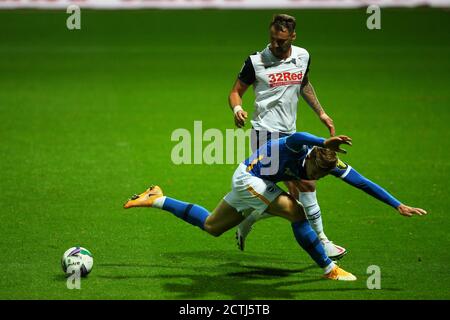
[286,132,325,151]
[286,133,352,153]
[331,164,427,217]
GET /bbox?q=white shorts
[223,163,283,215]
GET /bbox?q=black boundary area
[1,300,448,319]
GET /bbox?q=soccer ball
[61,247,94,277]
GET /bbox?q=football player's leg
[295,180,327,239]
[236,129,276,247]
[123,185,242,236]
[235,209,270,251]
[235,181,296,251]
[284,180,300,199]
[266,193,356,281]
[265,193,332,272]
[296,180,347,260]
[204,200,245,237]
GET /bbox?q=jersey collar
[262,44,296,66]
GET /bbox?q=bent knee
[204,223,224,237]
[281,201,307,223]
[284,181,299,198]
[290,210,307,223]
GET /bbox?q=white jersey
[238,44,311,134]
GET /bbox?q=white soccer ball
[61,247,94,277]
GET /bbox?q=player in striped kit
[228,14,345,258]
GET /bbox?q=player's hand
[234,110,248,128]
[397,204,428,217]
[319,113,335,136]
[324,135,352,154]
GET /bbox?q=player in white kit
[228,14,346,259]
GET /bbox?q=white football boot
[322,240,347,260]
[235,216,254,251]
[235,210,348,261]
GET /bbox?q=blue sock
[291,220,332,268]
[162,197,210,230]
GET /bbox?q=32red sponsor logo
[268,72,303,87]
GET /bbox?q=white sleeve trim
[339,165,352,179]
[301,147,315,167]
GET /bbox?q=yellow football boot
[123,185,164,209]
[324,265,357,281]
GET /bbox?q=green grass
[1,8,450,299]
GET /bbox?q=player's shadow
[98,250,398,299]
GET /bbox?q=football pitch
[1,8,449,300]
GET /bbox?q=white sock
[323,261,335,274]
[152,196,166,209]
[299,191,328,241]
[250,210,272,222]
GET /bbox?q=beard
[271,41,292,57]
[273,45,290,57]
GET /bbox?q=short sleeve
[238,56,256,85]
[301,55,311,88]
[305,55,311,76]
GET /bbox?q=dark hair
[312,147,338,172]
[270,14,296,34]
